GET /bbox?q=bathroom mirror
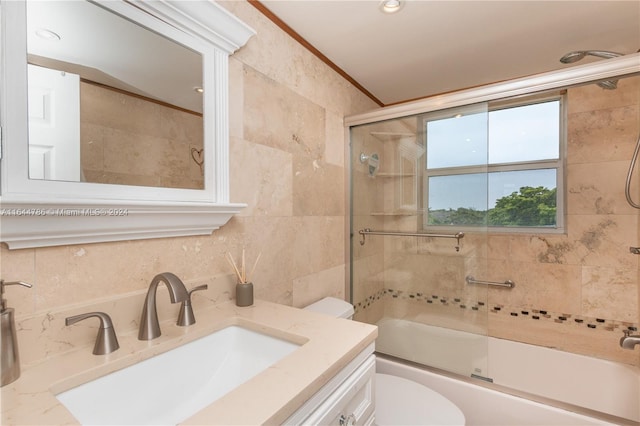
[0,0,255,249]
[26,0,205,190]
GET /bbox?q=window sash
[421,94,565,233]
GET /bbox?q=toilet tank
[303,297,354,319]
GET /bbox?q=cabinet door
[303,355,375,425]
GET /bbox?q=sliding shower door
[349,103,491,379]
[350,92,563,380]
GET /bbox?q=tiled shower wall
[353,76,640,366]
[0,1,377,340]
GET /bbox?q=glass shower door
[349,103,490,379]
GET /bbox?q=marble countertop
[1,300,377,425]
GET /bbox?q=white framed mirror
[0,0,255,249]
[26,0,206,190]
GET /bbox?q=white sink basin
[56,325,300,425]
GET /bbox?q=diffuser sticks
[225,249,261,284]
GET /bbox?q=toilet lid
[375,373,466,426]
[303,297,354,319]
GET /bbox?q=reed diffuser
[226,249,261,307]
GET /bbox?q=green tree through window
[489,186,556,226]
[428,186,557,227]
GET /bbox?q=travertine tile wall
[80,82,204,190]
[0,1,376,330]
[353,76,640,366]
[487,77,639,365]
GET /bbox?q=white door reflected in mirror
[27,64,81,182]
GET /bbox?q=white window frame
[422,93,566,234]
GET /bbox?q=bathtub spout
[620,330,640,350]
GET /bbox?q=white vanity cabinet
[285,344,376,426]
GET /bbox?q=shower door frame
[345,53,640,304]
[345,54,640,127]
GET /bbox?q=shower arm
[559,50,625,63]
[581,50,624,60]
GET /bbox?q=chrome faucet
[138,273,189,340]
[1,280,32,387]
[620,329,640,350]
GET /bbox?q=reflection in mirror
[26,0,204,189]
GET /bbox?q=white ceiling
[260,1,640,106]
[27,1,203,113]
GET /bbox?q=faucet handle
[177,284,208,327]
[65,312,120,355]
[1,280,32,290]
[620,328,640,350]
[188,284,209,295]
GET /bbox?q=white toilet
[304,297,466,426]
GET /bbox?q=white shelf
[369,131,415,142]
[376,172,416,178]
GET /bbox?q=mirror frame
[0,0,255,249]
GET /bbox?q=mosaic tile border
[354,288,639,333]
[354,288,387,311]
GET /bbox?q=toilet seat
[375,373,465,426]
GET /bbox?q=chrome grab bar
[358,228,464,251]
[466,275,515,289]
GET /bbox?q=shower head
[559,50,624,64]
[360,152,380,177]
[596,79,619,90]
[559,51,586,64]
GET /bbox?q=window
[423,95,564,232]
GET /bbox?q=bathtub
[375,317,640,425]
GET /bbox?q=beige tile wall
[80,82,205,190]
[0,1,376,329]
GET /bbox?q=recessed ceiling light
[35,28,61,41]
[380,0,403,14]
[193,87,204,93]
